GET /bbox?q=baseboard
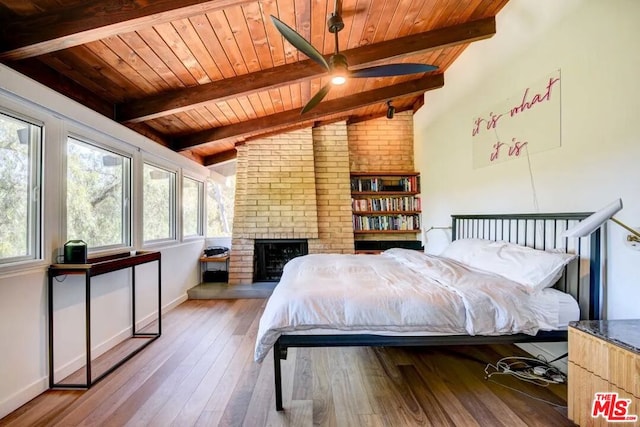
[162,293,188,314]
[0,376,48,419]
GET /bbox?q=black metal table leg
[85,273,91,385]
[48,272,54,388]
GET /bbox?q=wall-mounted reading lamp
[560,198,640,244]
[422,225,452,244]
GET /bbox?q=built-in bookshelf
[350,172,421,234]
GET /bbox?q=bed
[256,213,602,411]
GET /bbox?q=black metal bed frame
[271,212,602,411]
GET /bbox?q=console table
[48,250,161,388]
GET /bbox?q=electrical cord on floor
[484,354,568,408]
[485,354,567,385]
[486,378,568,408]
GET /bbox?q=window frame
[142,161,178,245]
[64,133,133,253]
[0,108,43,266]
[181,175,205,239]
[206,174,235,238]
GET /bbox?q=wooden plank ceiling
[0,0,508,166]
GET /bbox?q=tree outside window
[207,175,235,237]
[143,163,176,242]
[66,137,131,249]
[182,176,203,237]
[0,112,42,262]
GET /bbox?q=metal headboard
[451,213,602,320]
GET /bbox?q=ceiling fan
[270,1,438,114]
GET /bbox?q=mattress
[255,249,580,362]
[281,289,579,337]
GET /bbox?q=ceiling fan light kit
[329,54,348,85]
[270,5,438,115]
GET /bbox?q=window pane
[143,163,176,242]
[207,175,235,237]
[66,137,131,248]
[0,113,42,262]
[183,177,202,237]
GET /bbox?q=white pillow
[440,239,576,294]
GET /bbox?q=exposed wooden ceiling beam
[117,17,494,123]
[7,58,114,117]
[202,149,238,166]
[123,122,173,148]
[174,74,444,151]
[345,104,415,126]
[0,0,256,60]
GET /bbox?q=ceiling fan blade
[270,15,329,70]
[301,83,332,114]
[351,63,438,78]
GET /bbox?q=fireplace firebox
[254,239,308,282]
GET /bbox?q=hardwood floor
[1,299,576,426]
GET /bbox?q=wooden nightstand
[568,320,640,426]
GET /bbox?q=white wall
[0,64,209,418]
[415,0,640,321]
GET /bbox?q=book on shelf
[350,176,420,192]
[352,214,421,231]
[352,196,421,212]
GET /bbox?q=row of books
[352,196,421,212]
[352,214,421,231]
[350,176,420,192]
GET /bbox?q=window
[207,175,235,237]
[143,163,176,242]
[0,111,42,263]
[182,176,203,237]
[66,137,131,249]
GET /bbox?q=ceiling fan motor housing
[329,53,348,71]
[327,14,344,33]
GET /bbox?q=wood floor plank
[310,348,337,427]
[0,390,84,427]
[200,300,265,426]
[398,364,456,426]
[1,299,576,427]
[265,399,313,427]
[362,362,431,426]
[241,345,277,427]
[415,347,524,427]
[62,301,235,426]
[142,301,248,426]
[50,301,223,426]
[291,347,312,400]
[171,334,244,426]
[331,347,373,419]
[370,347,430,425]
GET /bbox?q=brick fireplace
[227,112,415,285]
[253,239,309,281]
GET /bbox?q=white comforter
[254,248,552,362]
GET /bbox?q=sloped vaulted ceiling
[0,0,508,165]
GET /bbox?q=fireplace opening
[254,239,308,282]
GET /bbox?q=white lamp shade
[560,198,623,238]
